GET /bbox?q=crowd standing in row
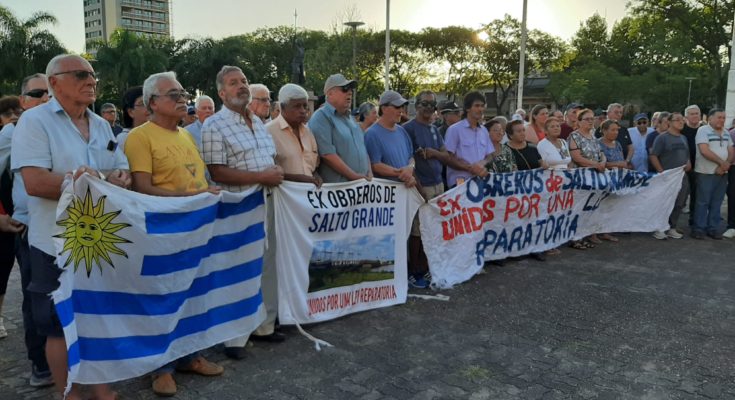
[0,54,734,399]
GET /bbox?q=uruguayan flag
[52,174,266,385]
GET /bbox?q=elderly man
[184,94,215,149]
[201,66,284,360]
[11,54,130,400]
[0,73,53,388]
[438,101,461,138]
[308,73,371,183]
[99,102,123,136]
[444,91,492,188]
[248,83,272,122]
[266,83,321,185]
[125,71,223,397]
[682,104,702,224]
[692,109,734,239]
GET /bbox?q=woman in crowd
[357,102,377,133]
[484,119,516,173]
[538,117,572,170]
[0,96,21,128]
[594,119,628,243]
[117,86,148,151]
[568,108,607,247]
[524,104,549,144]
[506,120,544,170]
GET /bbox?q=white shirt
[11,98,128,255]
[537,138,571,170]
[695,124,734,174]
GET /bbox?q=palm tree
[0,5,65,95]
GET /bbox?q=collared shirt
[308,102,370,183]
[184,119,203,150]
[695,124,734,174]
[11,97,128,255]
[403,119,444,186]
[444,119,494,186]
[265,114,318,176]
[201,106,276,192]
[0,124,29,225]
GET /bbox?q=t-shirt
[537,138,571,170]
[125,121,208,193]
[403,119,444,186]
[682,124,699,166]
[508,142,542,170]
[364,123,413,180]
[560,123,574,140]
[650,133,689,171]
[694,124,733,174]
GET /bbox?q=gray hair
[20,73,47,94]
[45,54,88,96]
[215,66,244,91]
[100,102,116,112]
[195,95,214,109]
[278,83,308,107]
[606,103,622,113]
[249,83,269,97]
[684,104,700,115]
[657,111,671,124]
[142,71,177,109]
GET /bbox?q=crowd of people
[0,53,733,399]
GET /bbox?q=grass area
[308,270,394,293]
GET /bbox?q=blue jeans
[693,173,728,234]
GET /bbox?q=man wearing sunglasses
[11,54,130,400]
[0,72,53,389]
[308,73,372,183]
[628,113,654,173]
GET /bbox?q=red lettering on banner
[307,285,398,316]
[442,199,496,240]
[504,194,540,222]
[547,190,574,213]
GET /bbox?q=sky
[5,0,627,53]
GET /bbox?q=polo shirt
[694,124,733,174]
[11,98,128,255]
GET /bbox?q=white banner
[274,179,423,324]
[420,167,685,289]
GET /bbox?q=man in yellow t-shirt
[124,71,222,398]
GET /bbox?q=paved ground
[1,229,734,399]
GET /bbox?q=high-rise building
[83,0,171,52]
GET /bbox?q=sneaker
[408,275,429,289]
[423,271,432,284]
[652,231,667,240]
[0,318,6,339]
[29,365,53,388]
[665,229,683,239]
[723,228,735,239]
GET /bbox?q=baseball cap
[566,103,583,112]
[379,90,409,107]
[634,113,648,121]
[323,73,357,93]
[511,113,524,121]
[594,108,606,117]
[187,105,195,115]
[439,101,461,114]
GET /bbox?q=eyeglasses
[151,91,192,102]
[23,89,48,98]
[52,70,97,80]
[637,120,648,125]
[252,97,271,104]
[101,109,116,114]
[417,101,437,109]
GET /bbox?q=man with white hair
[125,71,223,397]
[184,94,215,149]
[99,102,123,136]
[308,73,371,183]
[11,54,130,400]
[266,83,321,185]
[248,83,272,122]
[201,66,284,360]
[682,104,702,224]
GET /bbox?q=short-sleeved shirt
[444,119,494,185]
[650,132,689,171]
[403,119,444,186]
[508,142,542,171]
[201,107,276,192]
[364,123,413,180]
[266,114,318,176]
[560,123,574,140]
[125,121,208,193]
[695,124,734,174]
[184,119,203,150]
[598,138,624,162]
[0,124,29,225]
[11,98,128,255]
[538,138,571,170]
[569,130,603,163]
[486,144,517,173]
[308,102,370,183]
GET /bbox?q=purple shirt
[444,119,494,186]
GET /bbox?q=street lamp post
[385,0,391,91]
[344,21,364,110]
[685,77,695,106]
[517,0,528,111]
[725,7,735,126]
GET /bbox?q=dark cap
[566,103,583,112]
[594,108,606,117]
[439,101,461,114]
[187,105,195,115]
[634,113,648,122]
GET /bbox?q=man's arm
[320,154,367,181]
[131,171,217,196]
[20,167,65,200]
[698,143,729,166]
[207,164,284,187]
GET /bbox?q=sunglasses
[23,89,48,98]
[637,120,648,125]
[417,101,437,109]
[53,70,97,80]
[152,91,192,102]
[338,86,353,93]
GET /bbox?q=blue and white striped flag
[52,174,266,385]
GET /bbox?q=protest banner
[420,167,686,289]
[52,175,266,385]
[274,179,423,324]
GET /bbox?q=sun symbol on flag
[54,188,131,277]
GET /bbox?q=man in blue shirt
[308,74,372,183]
